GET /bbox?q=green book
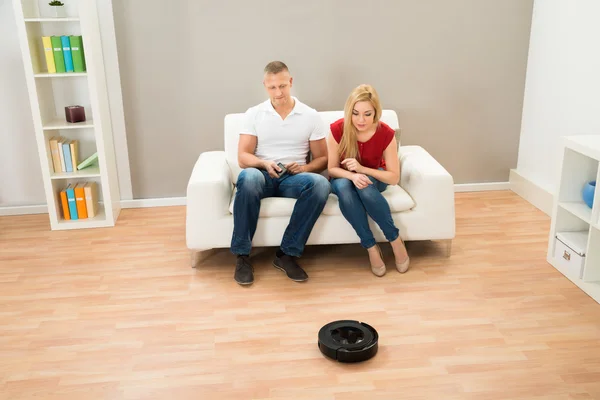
[50,36,66,73]
[77,152,98,170]
[69,35,86,72]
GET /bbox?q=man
[231,61,330,285]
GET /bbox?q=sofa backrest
[224,109,399,182]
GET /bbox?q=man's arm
[285,138,327,174]
[238,134,281,178]
[238,134,264,169]
[305,138,328,173]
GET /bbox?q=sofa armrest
[398,145,456,238]
[186,151,233,224]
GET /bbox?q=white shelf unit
[547,135,600,303]
[12,0,121,230]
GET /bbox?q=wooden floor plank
[2,191,600,399]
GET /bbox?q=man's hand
[285,162,305,175]
[351,173,372,189]
[341,158,363,173]
[263,161,282,178]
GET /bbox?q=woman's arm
[345,137,400,185]
[326,130,355,180]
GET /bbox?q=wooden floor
[2,191,600,399]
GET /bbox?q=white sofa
[186,110,455,265]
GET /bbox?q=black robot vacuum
[318,320,379,363]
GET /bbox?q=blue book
[62,141,73,172]
[66,184,78,220]
[61,36,74,72]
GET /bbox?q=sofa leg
[443,240,452,257]
[190,249,216,268]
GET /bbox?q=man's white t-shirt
[240,97,326,166]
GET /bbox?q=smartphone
[276,162,288,177]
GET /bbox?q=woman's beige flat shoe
[370,245,386,277]
[395,239,410,273]
[396,256,410,273]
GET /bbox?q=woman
[327,84,409,277]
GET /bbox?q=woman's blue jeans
[331,175,400,248]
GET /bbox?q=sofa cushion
[228,184,415,217]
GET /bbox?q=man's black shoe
[234,255,254,285]
[273,254,308,282]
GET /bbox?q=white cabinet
[547,135,600,303]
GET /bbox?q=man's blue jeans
[231,168,331,257]
[331,176,399,249]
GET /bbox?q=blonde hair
[338,84,382,161]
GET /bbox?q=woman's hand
[341,158,363,173]
[351,173,372,189]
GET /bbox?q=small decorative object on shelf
[583,181,596,209]
[65,105,86,123]
[49,0,65,17]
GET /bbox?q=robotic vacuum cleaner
[318,320,379,363]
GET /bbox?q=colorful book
[66,184,78,220]
[41,36,56,73]
[84,182,98,218]
[69,140,78,172]
[69,36,86,73]
[58,137,66,172]
[74,183,88,219]
[49,136,61,173]
[62,140,73,173]
[77,152,98,170]
[61,36,74,72]
[50,36,66,73]
[60,188,70,220]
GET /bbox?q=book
[41,36,56,73]
[77,152,98,170]
[58,137,66,172]
[69,36,86,73]
[66,184,78,220]
[84,182,98,218]
[69,140,78,172]
[60,188,70,220]
[50,36,66,73]
[61,36,74,73]
[62,140,73,173]
[49,136,61,173]
[74,183,88,219]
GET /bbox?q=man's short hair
[264,61,289,75]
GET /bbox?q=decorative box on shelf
[553,231,587,279]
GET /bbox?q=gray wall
[2,0,534,206]
[114,0,534,198]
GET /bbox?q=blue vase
[583,181,596,209]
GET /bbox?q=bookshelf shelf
[35,72,87,78]
[548,135,600,304]
[558,201,592,224]
[42,118,94,130]
[14,0,121,230]
[50,166,100,180]
[56,205,108,230]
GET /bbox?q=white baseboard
[509,169,553,216]
[0,205,48,216]
[2,183,516,216]
[454,182,511,192]
[121,197,186,209]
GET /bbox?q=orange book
[60,188,70,220]
[74,183,88,219]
